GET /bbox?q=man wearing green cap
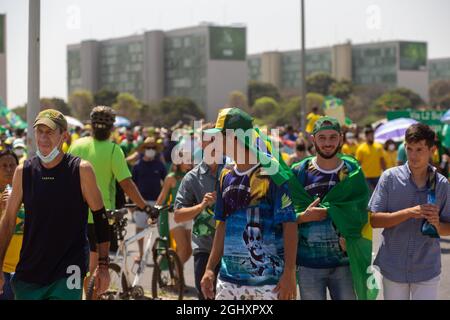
[290,116,373,300]
[201,108,298,300]
[0,109,111,299]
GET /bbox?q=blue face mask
[36,137,62,164]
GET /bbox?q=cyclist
[68,106,153,298]
[132,136,167,263]
[0,109,110,300]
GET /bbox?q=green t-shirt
[120,140,137,157]
[68,137,131,223]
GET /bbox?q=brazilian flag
[289,155,379,300]
[244,128,378,300]
[0,99,27,129]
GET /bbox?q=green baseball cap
[204,108,254,134]
[312,116,341,135]
[33,109,68,131]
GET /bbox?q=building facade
[249,40,429,100]
[67,24,247,121]
[429,58,450,83]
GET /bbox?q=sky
[1,0,450,108]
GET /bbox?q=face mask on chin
[14,149,24,157]
[145,149,156,159]
[36,137,63,164]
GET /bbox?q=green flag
[0,99,27,129]
[289,155,379,300]
[240,127,294,186]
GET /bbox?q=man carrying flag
[289,117,378,300]
[200,107,298,300]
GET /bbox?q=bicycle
[86,204,184,300]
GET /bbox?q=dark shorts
[87,224,97,253]
[11,275,82,300]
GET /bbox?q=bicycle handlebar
[106,204,173,220]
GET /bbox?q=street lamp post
[300,0,306,132]
[27,0,40,156]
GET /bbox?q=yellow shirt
[2,208,25,273]
[341,143,359,157]
[71,133,80,143]
[355,142,385,178]
[384,150,398,169]
[62,142,69,153]
[305,113,322,134]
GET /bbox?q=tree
[228,91,248,110]
[69,90,94,120]
[388,87,424,109]
[94,89,119,107]
[112,92,142,121]
[429,80,450,107]
[329,79,353,100]
[248,81,281,106]
[305,92,325,113]
[150,97,205,127]
[373,93,412,115]
[438,93,450,109]
[40,97,71,115]
[251,97,280,119]
[306,72,336,96]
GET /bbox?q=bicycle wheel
[86,263,128,300]
[151,249,184,300]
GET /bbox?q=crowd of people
[0,104,448,301]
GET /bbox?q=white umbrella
[114,116,131,127]
[65,115,84,128]
[375,118,419,144]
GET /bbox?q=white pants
[383,275,440,300]
[215,279,278,300]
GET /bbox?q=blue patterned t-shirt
[293,158,349,268]
[214,164,297,286]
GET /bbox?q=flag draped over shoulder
[241,126,294,186]
[289,155,378,300]
[243,128,378,300]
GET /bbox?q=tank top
[15,154,89,286]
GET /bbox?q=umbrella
[440,109,450,124]
[375,118,419,144]
[114,116,131,127]
[65,115,83,128]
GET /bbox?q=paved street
[117,213,450,300]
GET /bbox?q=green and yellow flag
[289,155,379,300]
[242,127,378,299]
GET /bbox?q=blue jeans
[366,178,380,194]
[297,265,356,300]
[0,272,14,300]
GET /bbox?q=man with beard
[292,117,361,300]
[356,127,386,192]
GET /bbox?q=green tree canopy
[94,88,119,107]
[112,92,142,121]
[149,97,205,127]
[429,80,450,107]
[388,87,424,109]
[68,90,94,120]
[306,72,336,96]
[248,81,281,106]
[329,79,353,100]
